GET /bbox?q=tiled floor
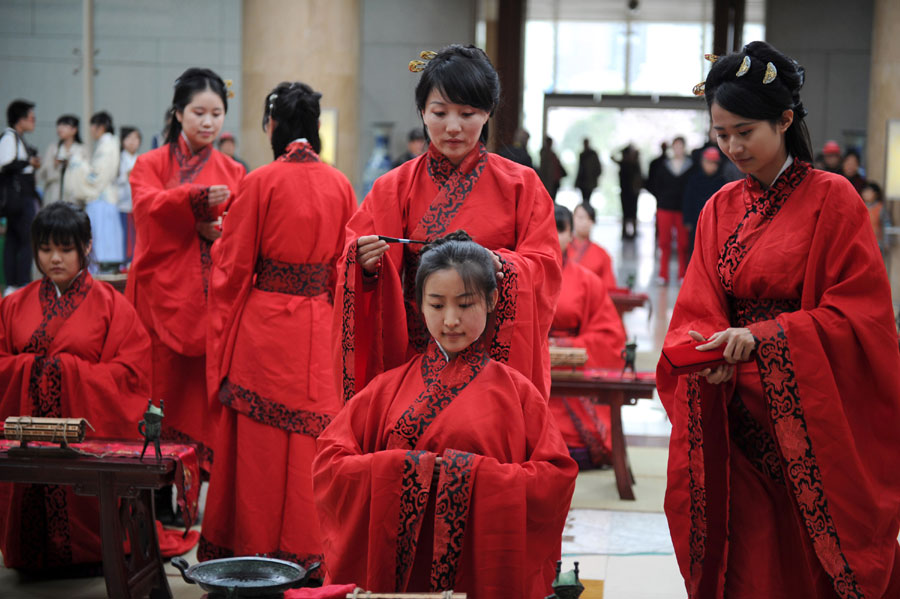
[0,201,687,598]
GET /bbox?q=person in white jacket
[36,114,85,205]
[68,111,123,266]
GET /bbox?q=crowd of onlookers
[0,99,250,295]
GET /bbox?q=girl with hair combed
[198,81,356,575]
[314,231,576,597]
[659,41,900,597]
[336,44,561,406]
[126,67,245,471]
[0,202,151,571]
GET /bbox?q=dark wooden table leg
[98,471,130,598]
[608,392,635,500]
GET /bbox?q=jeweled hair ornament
[736,56,751,77]
[692,53,720,96]
[408,50,438,73]
[763,62,777,84]
[224,79,235,99]
[267,93,278,113]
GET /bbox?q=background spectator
[217,131,249,171]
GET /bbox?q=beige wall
[241,0,360,182]
[866,0,900,188]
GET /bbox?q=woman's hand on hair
[196,221,222,242]
[207,185,230,207]
[491,251,504,280]
[357,235,389,274]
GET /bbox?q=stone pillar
[241,0,360,182]
[866,0,900,301]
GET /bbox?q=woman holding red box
[658,41,900,597]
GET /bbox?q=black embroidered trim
[562,398,612,467]
[727,394,784,484]
[729,297,800,328]
[387,343,490,450]
[431,449,475,592]
[254,257,334,299]
[756,322,863,598]
[717,161,811,295]
[489,256,517,364]
[188,185,213,222]
[395,450,431,591]
[174,140,212,185]
[686,374,706,583]
[219,378,333,438]
[340,245,357,404]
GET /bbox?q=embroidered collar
[426,142,487,187]
[51,270,85,297]
[278,140,320,164]
[421,337,489,382]
[746,154,794,192]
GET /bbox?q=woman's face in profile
[421,88,489,166]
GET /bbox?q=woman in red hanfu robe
[338,45,560,404]
[314,234,577,598]
[198,82,356,575]
[659,42,900,598]
[566,201,617,290]
[550,205,626,468]
[0,203,150,570]
[126,69,244,469]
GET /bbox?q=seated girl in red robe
[566,201,617,290]
[550,204,626,469]
[198,81,356,576]
[313,232,577,599]
[0,202,151,571]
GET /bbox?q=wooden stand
[551,371,656,500]
[0,449,175,598]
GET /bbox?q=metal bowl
[172,556,320,598]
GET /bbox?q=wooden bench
[551,369,656,500]
[0,440,199,599]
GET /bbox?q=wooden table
[609,289,650,318]
[0,445,179,598]
[94,272,128,294]
[551,369,656,500]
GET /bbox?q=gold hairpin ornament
[224,79,235,99]
[763,62,777,84]
[408,50,437,73]
[692,82,706,97]
[704,54,719,63]
[736,56,751,77]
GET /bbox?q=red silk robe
[566,237,616,290]
[126,136,244,468]
[0,273,151,569]
[335,143,561,403]
[550,259,626,467]
[198,141,356,575]
[313,340,577,598]
[657,162,900,598]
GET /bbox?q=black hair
[164,67,228,149]
[120,126,141,146]
[704,40,812,163]
[7,99,34,128]
[843,148,861,163]
[262,81,322,158]
[861,181,883,203]
[672,136,686,146]
[90,111,114,135]
[415,230,497,310]
[56,114,82,145]
[555,204,573,233]
[574,202,596,223]
[414,44,500,144]
[31,202,93,272]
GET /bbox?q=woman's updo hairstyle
[415,230,497,310]
[31,202,93,272]
[262,81,322,158]
[165,67,229,149]
[704,40,812,162]
[414,45,501,143]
